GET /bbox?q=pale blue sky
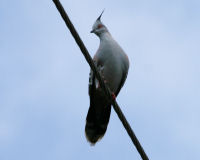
[0,0,200,160]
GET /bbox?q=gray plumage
[85,11,129,144]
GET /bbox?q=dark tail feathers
[85,104,111,144]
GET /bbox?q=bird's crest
[96,9,105,21]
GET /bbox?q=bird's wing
[88,69,95,97]
[115,64,129,96]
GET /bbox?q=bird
[85,10,129,145]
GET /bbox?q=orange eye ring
[97,24,103,29]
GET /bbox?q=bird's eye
[97,24,103,29]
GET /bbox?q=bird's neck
[98,32,116,49]
[99,32,113,42]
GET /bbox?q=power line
[52,0,149,159]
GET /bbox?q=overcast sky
[0,0,200,160]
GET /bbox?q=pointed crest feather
[96,9,105,21]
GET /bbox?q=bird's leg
[111,92,116,100]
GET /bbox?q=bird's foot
[111,92,116,100]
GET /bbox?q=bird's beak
[90,29,95,33]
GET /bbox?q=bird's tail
[85,104,111,145]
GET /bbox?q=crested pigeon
[85,11,129,144]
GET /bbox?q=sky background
[0,0,200,159]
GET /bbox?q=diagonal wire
[52,0,149,160]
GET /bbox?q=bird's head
[90,10,108,36]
